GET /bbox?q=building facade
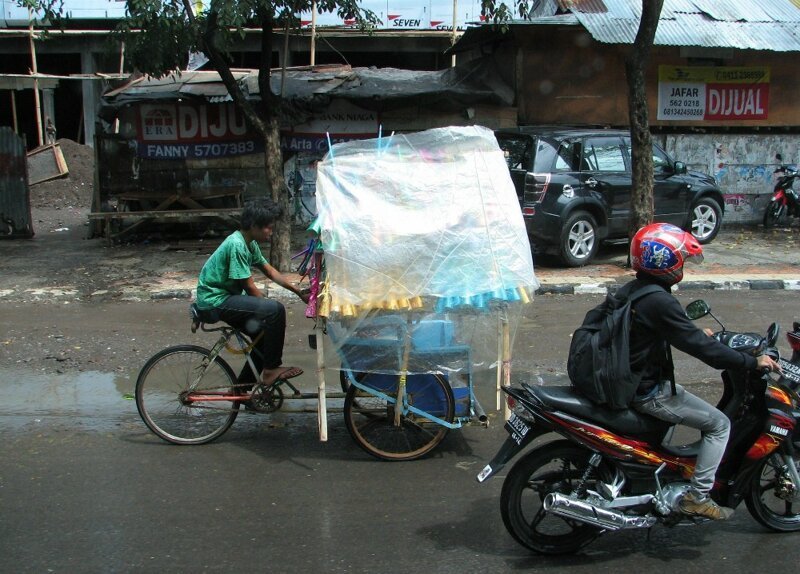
[452,1,800,222]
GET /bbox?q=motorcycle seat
[523,384,671,439]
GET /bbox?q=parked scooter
[477,301,800,555]
[763,153,799,228]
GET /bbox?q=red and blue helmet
[630,223,704,285]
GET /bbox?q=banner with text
[657,66,770,122]
[282,100,378,154]
[136,103,263,159]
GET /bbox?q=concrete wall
[663,134,800,224]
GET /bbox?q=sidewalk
[0,220,797,304]
[530,225,800,295]
[150,224,799,301]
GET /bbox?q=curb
[534,277,800,296]
[143,277,800,301]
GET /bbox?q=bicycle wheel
[344,373,454,461]
[135,345,240,445]
[339,369,366,393]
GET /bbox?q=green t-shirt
[196,230,268,309]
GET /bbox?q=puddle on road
[0,368,138,431]
[0,368,340,435]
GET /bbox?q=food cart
[306,125,538,460]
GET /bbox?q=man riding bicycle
[195,198,309,387]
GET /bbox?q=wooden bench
[88,207,243,243]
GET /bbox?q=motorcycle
[763,153,799,228]
[477,300,800,555]
[779,321,800,392]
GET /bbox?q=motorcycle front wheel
[763,201,785,228]
[745,453,800,531]
[500,441,604,554]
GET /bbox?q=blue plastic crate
[411,320,455,350]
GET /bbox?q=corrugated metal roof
[571,0,800,51]
[99,59,515,113]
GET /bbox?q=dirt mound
[29,139,94,210]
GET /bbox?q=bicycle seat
[190,303,220,333]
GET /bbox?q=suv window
[496,135,533,170]
[623,141,673,174]
[532,139,559,172]
[583,137,625,172]
[652,144,672,174]
[554,140,581,171]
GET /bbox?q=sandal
[261,366,303,386]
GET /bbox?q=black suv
[495,127,725,266]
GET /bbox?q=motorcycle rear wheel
[500,441,605,554]
[763,201,785,228]
[745,453,800,532]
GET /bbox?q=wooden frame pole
[316,322,328,441]
[28,10,43,147]
[502,317,511,421]
[310,0,317,66]
[11,91,18,134]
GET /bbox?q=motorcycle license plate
[780,358,800,384]
[505,412,532,446]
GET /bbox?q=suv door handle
[586,177,598,188]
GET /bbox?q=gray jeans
[633,383,730,497]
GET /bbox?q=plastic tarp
[312,125,537,378]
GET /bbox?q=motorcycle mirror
[766,322,780,348]
[685,299,710,320]
[776,153,784,162]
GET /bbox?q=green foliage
[116,0,379,79]
[16,0,66,30]
[115,0,201,75]
[480,0,534,23]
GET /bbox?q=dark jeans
[216,295,286,383]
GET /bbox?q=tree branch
[180,0,267,136]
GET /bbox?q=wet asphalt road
[1,292,800,572]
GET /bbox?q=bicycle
[135,305,486,459]
[134,304,317,445]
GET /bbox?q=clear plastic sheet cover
[314,125,538,377]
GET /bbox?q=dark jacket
[628,275,759,396]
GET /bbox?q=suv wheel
[560,211,599,267]
[690,198,722,244]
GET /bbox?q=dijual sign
[657,66,770,121]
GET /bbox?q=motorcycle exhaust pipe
[543,492,657,531]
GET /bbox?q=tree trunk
[625,0,664,242]
[189,4,293,270]
[264,117,292,271]
[258,11,292,272]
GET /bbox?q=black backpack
[567,283,663,409]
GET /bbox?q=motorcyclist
[626,223,781,521]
